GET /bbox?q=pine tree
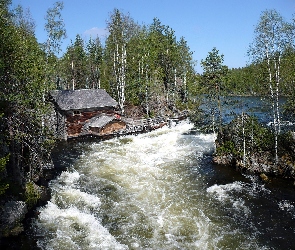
[201,47,228,134]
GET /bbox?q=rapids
[32,121,295,249]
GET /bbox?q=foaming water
[33,122,295,249]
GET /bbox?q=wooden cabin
[86,114,126,136]
[49,89,125,140]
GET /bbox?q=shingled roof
[50,89,118,111]
[87,114,117,129]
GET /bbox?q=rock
[38,185,50,203]
[0,201,28,237]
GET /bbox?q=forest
[0,0,199,204]
[1,0,295,237]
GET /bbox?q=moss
[149,110,155,118]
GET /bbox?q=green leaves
[0,154,9,196]
[101,10,196,115]
[201,47,228,133]
[0,1,55,189]
[201,47,228,89]
[25,181,41,208]
[44,1,66,56]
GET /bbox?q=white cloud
[83,27,108,39]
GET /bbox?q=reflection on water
[32,121,295,249]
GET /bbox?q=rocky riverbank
[0,168,52,240]
[213,113,295,181]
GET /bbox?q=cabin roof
[87,114,117,129]
[49,89,118,111]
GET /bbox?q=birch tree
[106,9,138,114]
[45,1,66,56]
[44,1,66,89]
[104,12,195,116]
[248,9,295,163]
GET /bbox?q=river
[31,118,295,249]
[4,96,295,249]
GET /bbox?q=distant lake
[199,95,294,129]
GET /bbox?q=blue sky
[12,0,295,72]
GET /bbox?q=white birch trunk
[173,68,176,103]
[266,45,278,164]
[71,60,75,90]
[184,72,187,102]
[276,55,281,133]
[115,42,126,114]
[145,71,149,116]
[120,45,126,114]
[242,113,246,167]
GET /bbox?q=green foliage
[226,63,268,95]
[99,10,196,115]
[278,131,295,157]
[86,37,103,89]
[225,48,295,96]
[223,115,274,155]
[247,9,295,162]
[201,47,228,133]
[201,47,228,95]
[44,1,66,90]
[61,35,88,89]
[243,116,274,153]
[0,154,9,196]
[0,182,9,196]
[0,154,8,172]
[25,181,40,208]
[223,10,295,97]
[0,1,56,190]
[44,1,66,56]
[216,140,238,155]
[248,9,294,65]
[53,7,198,115]
[11,4,35,35]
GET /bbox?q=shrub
[25,181,40,208]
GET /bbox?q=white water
[33,121,294,249]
